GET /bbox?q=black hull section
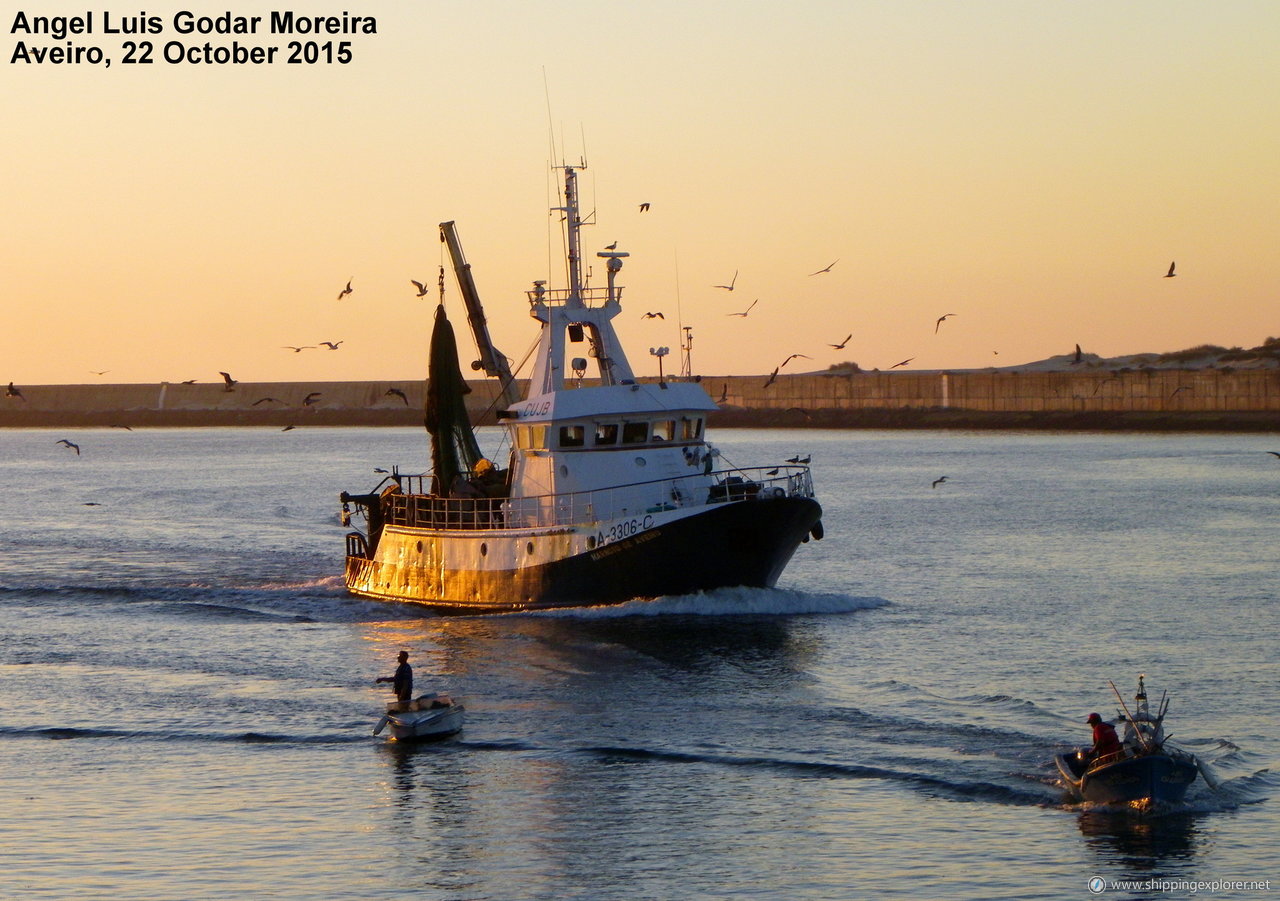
[349,496,822,613]
[1055,752,1198,805]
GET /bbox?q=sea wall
[3,370,1279,430]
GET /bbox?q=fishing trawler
[338,164,823,613]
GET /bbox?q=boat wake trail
[523,587,889,619]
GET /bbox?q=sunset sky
[5,1,1277,386]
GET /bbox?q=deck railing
[371,466,814,532]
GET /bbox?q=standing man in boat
[1086,712,1122,763]
[376,650,413,705]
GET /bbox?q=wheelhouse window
[594,423,618,446]
[621,421,649,444]
[516,425,548,450]
[559,424,586,448]
[681,417,703,441]
[652,420,675,442]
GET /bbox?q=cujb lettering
[270,12,378,34]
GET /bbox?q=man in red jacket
[1086,712,1123,763]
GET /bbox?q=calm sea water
[0,426,1277,900]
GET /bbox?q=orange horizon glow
[4,1,1277,387]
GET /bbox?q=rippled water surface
[1,426,1277,900]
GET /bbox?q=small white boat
[372,694,464,742]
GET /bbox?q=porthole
[526,541,535,555]
[416,541,424,553]
[635,457,647,467]
[559,464,569,477]
[480,542,488,556]
[587,536,597,550]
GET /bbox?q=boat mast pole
[438,220,521,410]
[562,165,585,307]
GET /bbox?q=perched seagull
[319,341,344,350]
[1165,261,1177,278]
[1072,343,1083,364]
[714,270,738,291]
[605,242,618,251]
[809,259,838,276]
[935,313,957,333]
[786,455,811,464]
[219,371,237,392]
[762,367,779,389]
[890,358,914,369]
[411,279,429,297]
[56,439,80,456]
[283,345,315,353]
[337,278,353,300]
[766,468,780,476]
[384,387,409,405]
[5,382,24,400]
[728,299,758,317]
[932,476,948,489]
[829,334,852,350]
[302,392,323,406]
[181,379,198,384]
[639,202,650,212]
[253,397,286,406]
[641,312,665,319]
[779,353,812,368]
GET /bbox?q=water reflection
[1077,808,1204,876]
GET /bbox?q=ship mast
[558,164,586,307]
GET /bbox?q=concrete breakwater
[3,369,1279,430]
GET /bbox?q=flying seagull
[935,313,957,333]
[809,259,838,276]
[90,369,110,375]
[384,388,409,405]
[716,383,728,404]
[762,367,780,389]
[253,397,286,406]
[779,353,812,368]
[219,371,237,392]
[713,270,738,291]
[639,202,650,212]
[5,382,24,400]
[1165,261,1176,278]
[56,439,80,455]
[829,334,852,350]
[411,279,429,297]
[1267,451,1280,459]
[932,476,948,489]
[337,278,353,300]
[728,299,758,317]
[319,341,344,350]
[283,345,315,353]
[303,392,323,406]
[641,312,665,319]
[890,357,914,369]
[785,407,813,420]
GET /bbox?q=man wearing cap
[376,651,414,705]
[1086,712,1123,764]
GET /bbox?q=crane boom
[438,220,521,410]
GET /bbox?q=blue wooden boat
[1054,675,1201,806]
